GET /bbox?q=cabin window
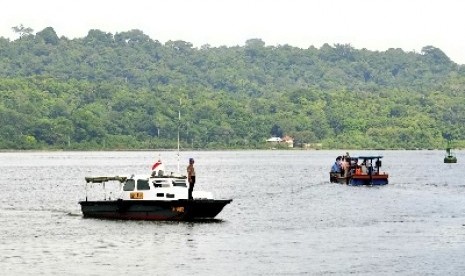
[172,179,187,187]
[156,193,164,197]
[153,179,169,187]
[137,179,150,190]
[153,180,162,188]
[166,193,175,198]
[123,179,135,191]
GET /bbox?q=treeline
[0,26,464,150]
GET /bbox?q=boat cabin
[84,171,213,201]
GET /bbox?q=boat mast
[177,98,181,173]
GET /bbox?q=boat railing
[84,176,125,201]
[151,170,187,179]
[85,176,127,183]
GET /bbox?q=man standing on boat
[187,158,196,200]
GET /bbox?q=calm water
[1,150,464,275]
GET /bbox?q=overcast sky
[1,0,464,64]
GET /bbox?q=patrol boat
[79,160,232,221]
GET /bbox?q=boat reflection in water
[330,155,389,186]
[79,160,232,221]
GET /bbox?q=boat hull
[349,174,389,186]
[330,173,389,186]
[79,199,232,221]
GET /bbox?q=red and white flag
[152,160,162,170]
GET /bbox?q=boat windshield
[123,179,135,191]
[137,179,150,190]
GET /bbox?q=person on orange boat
[360,160,368,174]
[187,157,196,200]
[331,156,343,175]
[341,155,350,177]
[351,158,360,175]
[330,156,343,183]
[366,159,373,175]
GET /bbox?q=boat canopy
[351,155,383,160]
[85,176,127,183]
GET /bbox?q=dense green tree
[0,27,465,149]
[36,27,59,45]
[12,24,33,39]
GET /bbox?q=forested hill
[1,26,465,150]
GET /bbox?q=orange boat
[330,155,389,186]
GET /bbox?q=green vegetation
[1,26,465,150]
